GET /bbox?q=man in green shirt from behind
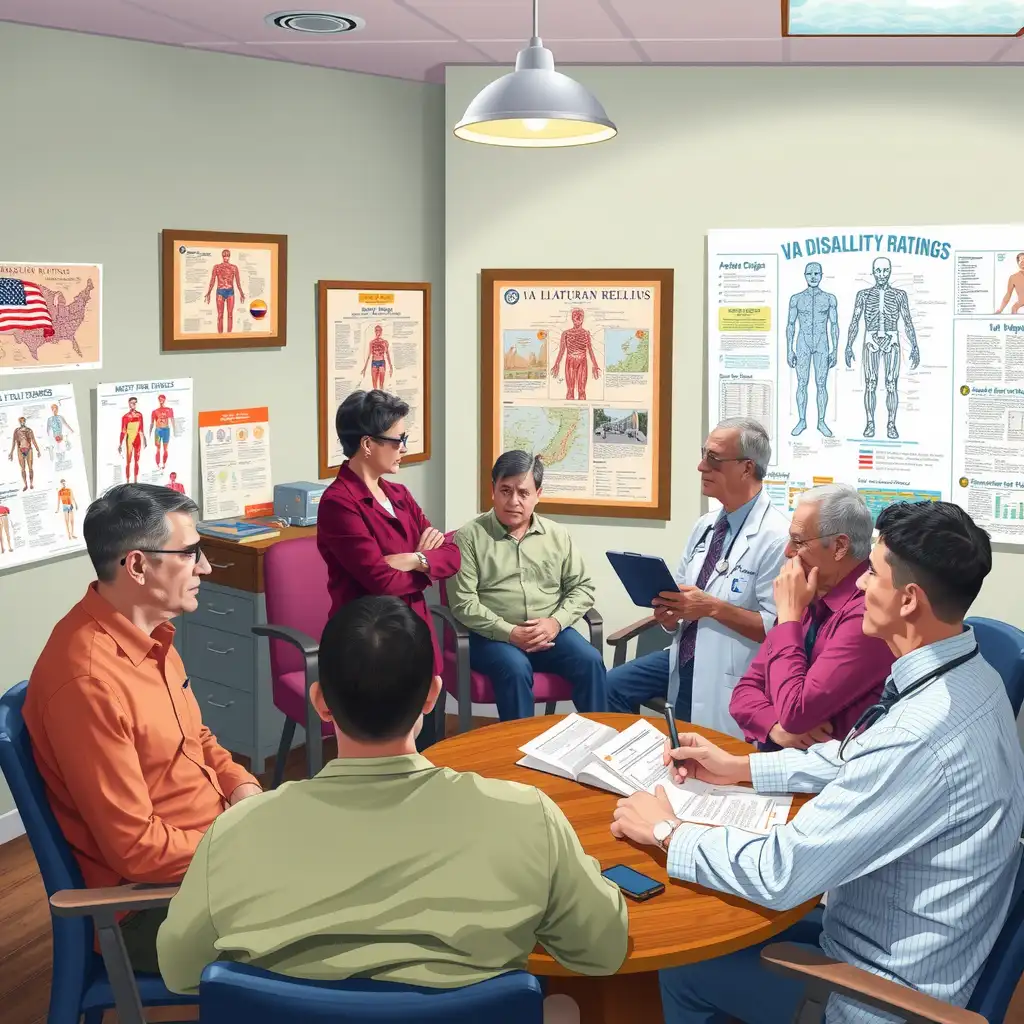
[449,450,608,721]
[156,594,628,1013]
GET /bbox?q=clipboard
[606,551,679,608]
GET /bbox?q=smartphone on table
[601,863,665,901]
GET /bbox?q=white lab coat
[667,488,790,739]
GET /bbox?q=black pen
[663,702,683,768]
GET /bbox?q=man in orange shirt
[24,482,261,972]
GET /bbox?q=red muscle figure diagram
[550,308,601,400]
[204,249,245,333]
[361,324,393,390]
[150,394,174,469]
[168,472,185,494]
[118,396,146,483]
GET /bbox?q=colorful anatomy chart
[95,378,194,498]
[707,224,1024,545]
[198,407,273,520]
[0,383,92,568]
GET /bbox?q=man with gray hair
[607,418,789,738]
[730,483,893,750]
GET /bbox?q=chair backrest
[198,962,543,1024]
[966,616,1024,717]
[0,681,93,1023]
[264,536,333,678]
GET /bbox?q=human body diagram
[45,403,74,460]
[9,417,40,490]
[995,253,1024,314]
[150,394,174,470]
[551,307,601,401]
[204,250,245,333]
[118,397,146,482]
[361,325,393,390]
[845,257,919,440]
[55,478,77,539]
[168,472,185,494]
[787,262,839,438]
[0,505,12,553]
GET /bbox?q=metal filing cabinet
[172,525,318,774]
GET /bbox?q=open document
[517,714,792,836]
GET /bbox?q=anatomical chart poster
[481,269,674,520]
[95,378,194,498]
[316,281,430,478]
[707,224,1024,545]
[0,262,101,374]
[0,383,92,569]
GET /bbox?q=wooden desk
[173,524,317,773]
[430,713,817,1024]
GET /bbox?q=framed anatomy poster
[161,229,287,352]
[480,268,674,520]
[316,280,431,478]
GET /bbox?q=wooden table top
[429,712,819,976]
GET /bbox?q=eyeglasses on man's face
[787,532,842,551]
[700,446,749,469]
[120,541,204,566]
[372,432,409,449]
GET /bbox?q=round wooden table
[429,712,819,1024]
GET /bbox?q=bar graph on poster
[707,225,1024,545]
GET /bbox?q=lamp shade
[454,41,616,148]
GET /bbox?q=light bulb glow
[523,118,549,131]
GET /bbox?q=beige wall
[0,23,445,821]
[444,65,1024,716]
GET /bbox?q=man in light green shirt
[448,451,608,721]
[156,594,628,1018]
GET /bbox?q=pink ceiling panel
[411,0,625,41]
[471,36,640,63]
[786,35,1007,62]
[993,38,1024,61]
[640,39,787,63]
[129,0,454,43]
[604,0,780,41]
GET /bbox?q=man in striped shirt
[611,500,1024,1024]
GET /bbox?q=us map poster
[707,224,1024,545]
[481,269,673,520]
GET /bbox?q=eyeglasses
[700,447,750,468]
[788,532,842,551]
[120,542,204,566]
[372,433,409,449]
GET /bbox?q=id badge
[729,576,747,596]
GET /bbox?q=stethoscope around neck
[692,501,757,585]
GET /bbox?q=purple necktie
[677,515,729,666]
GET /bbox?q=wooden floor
[3,716,1023,1023]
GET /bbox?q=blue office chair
[0,681,188,1024]
[198,962,544,1023]
[966,616,1024,717]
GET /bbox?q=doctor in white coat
[606,418,789,738]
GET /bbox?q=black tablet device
[606,550,679,608]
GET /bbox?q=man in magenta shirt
[730,483,893,750]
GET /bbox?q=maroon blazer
[316,462,461,674]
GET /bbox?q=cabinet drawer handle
[209,561,235,570]
[206,606,233,616]
[206,699,234,709]
[206,644,234,655]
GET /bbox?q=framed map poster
[481,268,673,520]
[316,280,431,478]
[161,229,287,352]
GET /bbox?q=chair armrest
[50,883,180,917]
[606,614,658,646]
[583,608,604,650]
[251,624,319,656]
[761,943,986,1024]
[430,604,470,637]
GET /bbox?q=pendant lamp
[453,0,617,148]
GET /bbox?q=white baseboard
[0,808,25,845]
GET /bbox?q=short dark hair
[335,390,409,459]
[491,450,543,490]
[318,596,433,741]
[875,501,991,623]
[84,483,199,582]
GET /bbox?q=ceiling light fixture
[453,0,616,148]
[266,11,365,34]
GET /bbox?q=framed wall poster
[161,230,287,352]
[316,280,431,478]
[481,268,673,520]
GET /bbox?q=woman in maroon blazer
[317,390,460,743]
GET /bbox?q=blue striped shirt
[666,626,1024,1024]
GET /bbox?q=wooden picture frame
[316,280,432,479]
[481,268,673,521]
[161,229,287,352]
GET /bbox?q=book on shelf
[517,714,792,836]
[196,519,280,544]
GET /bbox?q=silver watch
[652,818,681,850]
[416,552,429,571]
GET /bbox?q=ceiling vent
[266,11,365,34]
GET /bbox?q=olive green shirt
[156,755,628,994]
[449,511,596,642]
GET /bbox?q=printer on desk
[273,482,326,526]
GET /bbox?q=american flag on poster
[0,278,54,336]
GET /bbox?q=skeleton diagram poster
[481,269,673,520]
[708,225,1024,545]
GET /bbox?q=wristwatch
[652,818,682,851]
[415,552,429,571]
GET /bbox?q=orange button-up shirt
[24,584,259,889]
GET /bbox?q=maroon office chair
[430,532,603,733]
